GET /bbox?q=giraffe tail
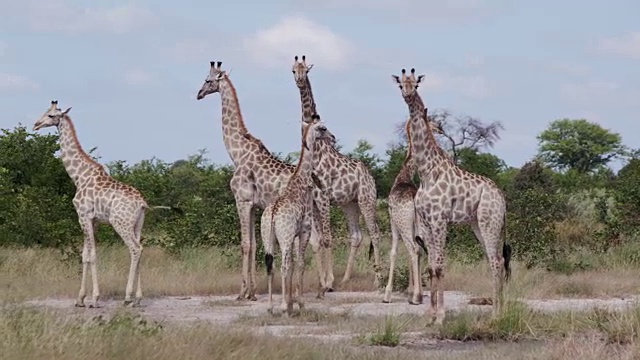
[502,212,512,282]
[368,241,374,260]
[261,206,276,276]
[414,236,428,256]
[148,205,184,215]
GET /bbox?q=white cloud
[290,0,500,22]
[3,1,158,34]
[598,32,640,60]
[560,80,620,103]
[420,72,495,99]
[0,73,40,92]
[242,15,354,71]
[123,69,154,86]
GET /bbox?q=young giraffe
[197,61,328,300]
[383,115,443,305]
[391,68,512,324]
[261,116,336,316]
[32,101,179,308]
[292,55,383,289]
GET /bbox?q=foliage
[538,118,626,173]
[2,111,640,275]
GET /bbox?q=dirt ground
[25,290,640,339]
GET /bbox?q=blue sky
[1,0,639,170]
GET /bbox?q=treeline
[2,112,640,271]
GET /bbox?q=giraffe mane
[62,114,108,174]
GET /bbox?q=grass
[5,244,640,359]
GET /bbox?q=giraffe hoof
[382,299,391,304]
[326,288,335,293]
[123,300,133,307]
[248,295,258,301]
[236,295,245,301]
[74,303,86,308]
[408,300,421,305]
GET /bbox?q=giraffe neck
[393,145,416,186]
[56,116,105,186]
[218,78,254,165]
[404,93,452,177]
[298,77,317,135]
[289,129,316,195]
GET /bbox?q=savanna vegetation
[3,110,640,359]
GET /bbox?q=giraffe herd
[31,56,511,325]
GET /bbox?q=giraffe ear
[62,107,72,115]
[306,64,314,72]
[417,74,426,83]
[391,75,400,84]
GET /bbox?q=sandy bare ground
[24,290,640,327]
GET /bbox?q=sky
[1,0,639,171]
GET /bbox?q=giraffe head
[303,114,336,150]
[391,68,425,98]
[197,61,228,100]
[292,55,313,89]
[33,100,72,131]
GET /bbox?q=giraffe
[32,101,179,308]
[382,115,443,305]
[196,61,329,300]
[391,68,512,324]
[261,116,336,316]
[291,55,383,289]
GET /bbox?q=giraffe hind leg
[132,208,146,306]
[112,220,142,307]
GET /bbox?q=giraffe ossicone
[391,68,512,325]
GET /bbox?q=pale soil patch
[24,290,640,343]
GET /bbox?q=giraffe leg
[313,191,333,292]
[133,210,146,306]
[359,199,382,289]
[235,200,253,301]
[280,243,295,317]
[309,220,327,299]
[472,220,506,317]
[341,203,362,285]
[76,218,94,308]
[260,206,276,314]
[247,209,258,301]
[428,221,448,325]
[114,223,142,307]
[295,228,311,310]
[383,220,399,303]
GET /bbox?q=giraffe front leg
[235,200,253,301]
[312,191,333,292]
[360,200,382,289]
[383,221,399,303]
[76,226,90,307]
[341,203,362,286]
[77,219,99,308]
[308,220,327,299]
[247,209,258,301]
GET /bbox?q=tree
[393,110,503,164]
[537,119,626,173]
[456,148,507,181]
[430,110,504,162]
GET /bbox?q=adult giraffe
[391,68,512,324]
[197,61,329,300]
[291,55,383,289]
